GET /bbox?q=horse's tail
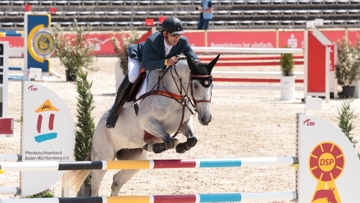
[63,170,91,194]
[63,154,92,194]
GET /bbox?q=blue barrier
[0,30,23,37]
[8,75,23,81]
[9,67,22,71]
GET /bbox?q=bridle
[189,74,213,107]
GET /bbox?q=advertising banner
[347,29,360,43]
[321,29,346,44]
[183,31,206,47]
[207,30,277,48]
[279,30,304,49]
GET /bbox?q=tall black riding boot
[106,75,133,128]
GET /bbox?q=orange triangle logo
[35,99,59,113]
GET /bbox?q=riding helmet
[161,16,185,35]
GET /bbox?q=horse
[64,54,220,197]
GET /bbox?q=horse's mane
[175,57,188,68]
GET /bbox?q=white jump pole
[192,47,303,54]
[0,154,21,162]
[0,187,20,195]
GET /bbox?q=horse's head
[185,53,220,125]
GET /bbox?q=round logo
[32,29,55,58]
[309,142,345,181]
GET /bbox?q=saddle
[114,70,146,118]
[127,69,146,104]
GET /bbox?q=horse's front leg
[176,118,197,153]
[141,117,178,154]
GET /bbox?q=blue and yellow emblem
[25,13,52,74]
[32,29,54,58]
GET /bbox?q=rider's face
[164,31,181,46]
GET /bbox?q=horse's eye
[193,82,199,89]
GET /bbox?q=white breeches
[128,57,142,83]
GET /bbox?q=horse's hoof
[153,143,166,154]
[186,137,197,148]
[176,143,187,153]
[163,138,178,150]
[142,143,153,152]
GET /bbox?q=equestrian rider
[106,16,200,128]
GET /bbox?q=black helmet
[161,16,184,35]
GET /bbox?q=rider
[106,16,200,128]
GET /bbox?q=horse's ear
[185,53,197,70]
[207,54,220,72]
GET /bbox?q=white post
[325,47,330,102]
[303,28,309,99]
[0,42,9,118]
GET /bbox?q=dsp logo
[319,153,335,171]
[303,119,315,126]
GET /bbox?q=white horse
[65,54,220,196]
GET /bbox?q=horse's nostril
[201,115,211,124]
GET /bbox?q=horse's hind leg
[176,118,197,153]
[90,145,116,197]
[90,126,117,197]
[91,170,107,197]
[110,148,147,196]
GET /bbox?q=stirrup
[106,110,118,128]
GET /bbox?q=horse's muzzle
[199,114,212,125]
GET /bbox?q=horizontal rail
[214,85,304,91]
[199,55,304,61]
[193,47,303,54]
[8,75,23,81]
[212,71,304,77]
[8,67,22,71]
[214,78,304,83]
[212,71,304,83]
[213,61,303,66]
[0,187,20,195]
[0,154,21,162]
[0,192,297,203]
[0,157,296,172]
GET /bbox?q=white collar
[164,38,173,57]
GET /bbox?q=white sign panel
[298,114,360,203]
[21,81,75,196]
